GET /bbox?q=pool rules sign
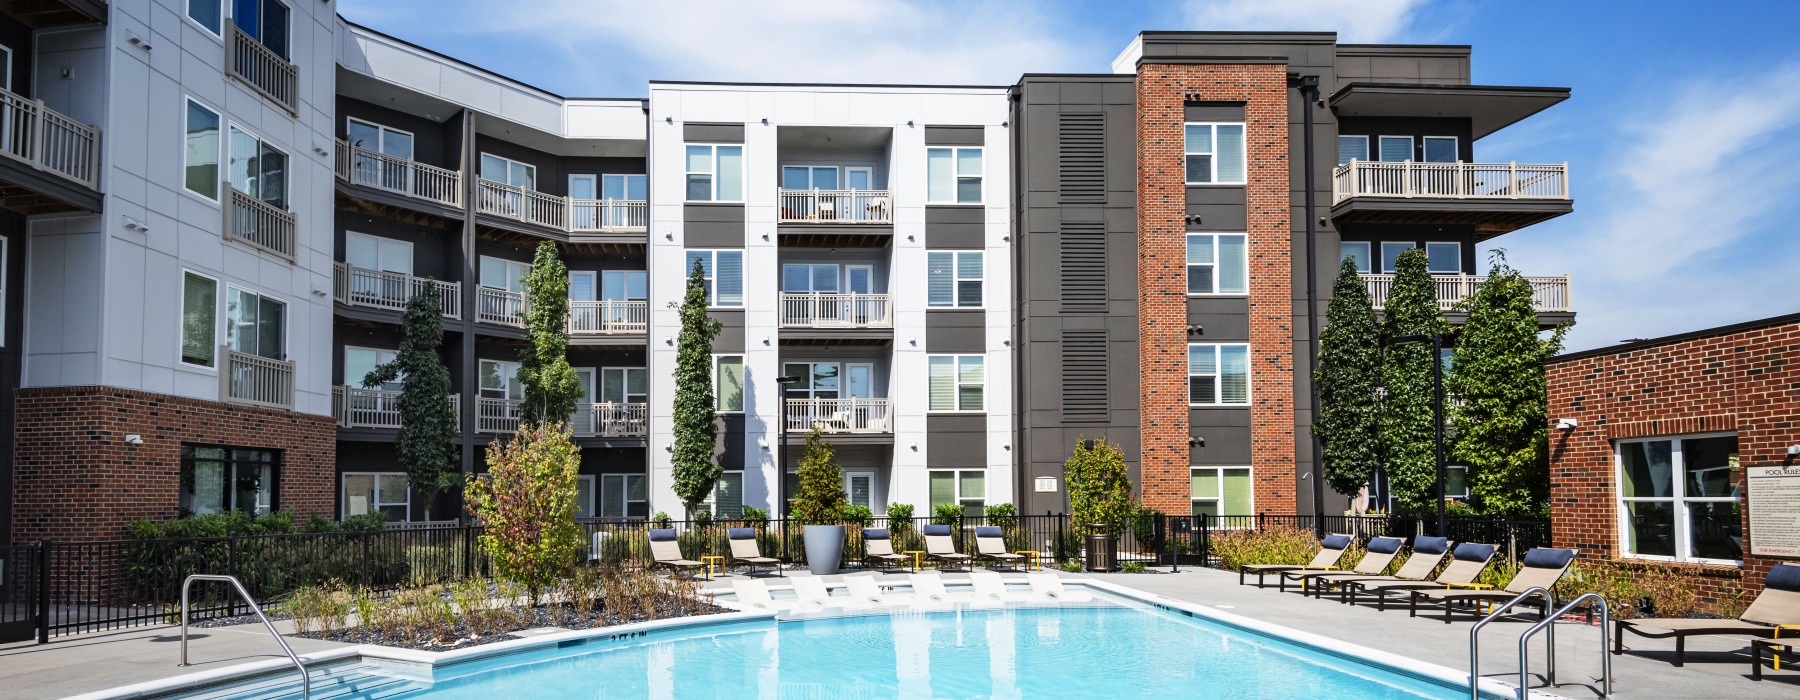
[1748,464,1800,557]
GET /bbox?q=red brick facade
[1546,315,1800,608]
[11,387,336,542]
[1135,63,1294,515]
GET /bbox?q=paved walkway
[0,620,350,700]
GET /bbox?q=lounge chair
[1239,534,1353,589]
[844,574,893,605]
[1308,536,1453,599]
[731,579,776,612]
[1409,548,1579,624]
[973,527,1027,570]
[863,528,912,572]
[1279,536,1406,592]
[1346,542,1495,608]
[649,528,707,578]
[727,527,782,577]
[1025,573,1094,603]
[789,576,835,611]
[969,570,1029,603]
[923,524,972,571]
[910,572,972,603]
[1620,563,1800,667]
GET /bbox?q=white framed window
[225,286,285,360]
[479,256,530,292]
[344,346,399,390]
[927,355,984,412]
[706,471,744,519]
[929,470,985,517]
[602,173,648,201]
[182,445,276,516]
[1184,123,1246,185]
[181,270,219,368]
[1188,343,1250,406]
[187,0,223,36]
[714,355,745,412]
[782,362,840,399]
[575,475,596,519]
[600,473,648,519]
[1444,465,1470,500]
[1425,242,1462,274]
[926,147,983,203]
[0,238,7,348]
[685,144,744,202]
[600,368,648,404]
[1337,135,1369,165]
[1422,136,1458,163]
[347,119,413,159]
[1616,434,1742,564]
[232,0,291,59]
[1191,467,1252,518]
[479,359,522,400]
[684,250,744,307]
[845,472,874,510]
[1186,233,1247,295]
[342,473,409,522]
[1340,241,1372,275]
[1380,242,1416,274]
[347,119,415,191]
[1378,135,1414,162]
[184,98,221,201]
[479,153,537,189]
[228,123,288,208]
[781,166,840,190]
[345,232,413,275]
[926,251,984,308]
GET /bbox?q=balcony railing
[225,186,296,261]
[778,189,892,223]
[779,293,891,328]
[571,402,648,438]
[785,398,892,433]
[476,397,521,434]
[0,86,99,188]
[333,386,460,430]
[334,138,462,208]
[1363,273,1572,313]
[227,24,298,114]
[477,287,527,327]
[570,199,648,232]
[221,347,294,410]
[568,300,648,335]
[1332,160,1569,204]
[476,178,649,234]
[333,262,462,319]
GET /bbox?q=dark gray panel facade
[924,206,985,248]
[684,204,746,247]
[712,311,746,352]
[924,310,985,352]
[924,126,985,146]
[683,122,746,143]
[926,415,988,467]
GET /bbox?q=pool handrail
[1467,586,1550,700]
[1518,592,1611,699]
[180,573,310,700]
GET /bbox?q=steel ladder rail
[180,574,311,700]
[1467,586,1551,700]
[1518,592,1611,699]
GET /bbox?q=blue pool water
[198,605,1473,699]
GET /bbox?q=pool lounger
[727,527,783,577]
[1344,542,1495,609]
[791,575,870,611]
[1026,573,1094,603]
[969,571,1031,603]
[1279,536,1405,593]
[910,572,973,603]
[1409,547,1579,624]
[731,579,777,612]
[1619,563,1800,668]
[844,574,903,606]
[1239,534,1353,589]
[923,524,973,571]
[973,527,1026,570]
[1305,536,1451,599]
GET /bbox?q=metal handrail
[1518,592,1611,699]
[180,574,309,699]
[1468,586,1551,700]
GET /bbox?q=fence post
[1055,514,1066,566]
[35,540,50,644]
[1199,517,1210,568]
[361,530,372,587]
[226,532,239,617]
[462,525,475,580]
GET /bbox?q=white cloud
[1185,0,1430,43]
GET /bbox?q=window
[1186,233,1247,295]
[342,473,409,522]
[714,355,744,412]
[184,99,221,200]
[345,232,413,275]
[1425,242,1462,274]
[479,153,537,189]
[181,445,277,516]
[1340,242,1372,275]
[228,125,287,208]
[600,474,648,520]
[708,472,744,519]
[1184,123,1246,185]
[344,347,398,389]
[1191,467,1252,518]
[1380,242,1416,274]
[1337,135,1369,165]
[226,287,285,360]
[926,147,983,203]
[929,470,986,517]
[479,256,530,292]
[684,250,744,307]
[781,166,839,190]
[575,476,596,519]
[927,355,984,412]
[845,472,874,510]
[782,264,840,294]
[599,368,647,404]
[232,0,290,59]
[347,119,415,191]
[685,144,743,202]
[1188,343,1250,406]
[927,251,984,308]
[1378,136,1414,162]
[1617,434,1742,563]
[0,239,6,347]
[1422,136,1458,163]
[188,0,222,34]
[480,360,522,400]
[181,271,218,368]
[1444,466,1470,500]
[602,174,648,201]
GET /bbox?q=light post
[1384,333,1448,536]
[774,375,804,518]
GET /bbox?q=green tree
[517,242,582,426]
[791,427,848,525]
[1446,252,1566,514]
[1380,247,1451,513]
[1314,255,1383,499]
[463,422,583,605]
[1064,438,1136,531]
[670,258,724,515]
[362,283,460,508]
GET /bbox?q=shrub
[886,503,915,535]
[984,502,1018,524]
[652,512,673,529]
[791,428,847,525]
[693,506,713,525]
[843,504,874,526]
[932,503,965,526]
[1207,525,1315,572]
[1059,560,1083,573]
[1064,438,1136,533]
[464,422,584,604]
[1129,505,1160,551]
[1122,561,1147,574]
[741,506,769,527]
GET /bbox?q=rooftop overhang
[0,0,105,28]
[1329,197,1572,240]
[1329,83,1569,139]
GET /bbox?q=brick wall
[1135,63,1294,515]
[12,386,336,542]
[1547,317,1800,608]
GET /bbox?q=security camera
[1555,418,1578,430]
[1788,445,1800,456]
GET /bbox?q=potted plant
[791,427,849,574]
[1064,438,1135,572]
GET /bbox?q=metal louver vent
[1058,113,1105,203]
[1062,329,1109,421]
[1060,222,1106,313]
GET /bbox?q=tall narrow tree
[1314,255,1383,499]
[517,242,582,426]
[1447,251,1566,515]
[671,258,724,516]
[1379,247,1451,513]
[791,427,847,525]
[363,283,459,510]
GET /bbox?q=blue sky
[337,0,1800,352]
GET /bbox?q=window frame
[1425,242,1463,274]
[705,471,745,519]
[1422,136,1459,163]
[1614,433,1743,565]
[478,255,531,292]
[343,345,399,390]
[478,152,537,189]
[226,120,290,208]
[1336,134,1369,166]
[574,475,596,519]
[1190,466,1254,518]
[181,444,279,516]
[231,0,292,59]
[685,249,744,308]
[341,472,410,522]
[479,359,522,400]
[926,354,985,413]
[1379,242,1417,274]
[1183,122,1247,186]
[929,469,987,514]
[224,285,287,360]
[844,471,874,510]
[0,237,7,348]
[1444,465,1470,500]
[684,143,744,203]
[180,269,220,370]
[186,0,224,38]
[926,250,985,309]
[714,354,745,413]
[1185,232,1248,296]
[925,146,984,204]
[1340,241,1372,275]
[1378,135,1415,162]
[600,473,648,520]
[183,97,223,203]
[1187,343,1252,407]
[344,231,414,275]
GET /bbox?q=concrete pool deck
[0,567,1791,699]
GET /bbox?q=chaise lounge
[1306,536,1452,599]
[649,528,708,578]
[1279,536,1406,593]
[863,528,913,572]
[923,524,973,571]
[1618,562,1800,667]
[1343,542,1494,608]
[727,527,783,577]
[1239,533,1353,588]
[1409,547,1579,624]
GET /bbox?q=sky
[337,0,1800,352]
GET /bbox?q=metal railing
[227,24,298,114]
[477,287,527,327]
[779,293,892,328]
[225,186,297,262]
[1333,160,1568,203]
[332,386,460,430]
[1363,273,1572,313]
[476,397,522,433]
[1515,593,1611,699]
[784,397,892,433]
[181,574,309,699]
[334,138,462,208]
[221,347,295,410]
[477,178,648,234]
[568,299,648,335]
[570,199,648,232]
[0,86,99,188]
[778,189,892,223]
[571,402,648,438]
[1468,587,1553,700]
[332,262,462,319]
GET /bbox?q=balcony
[333,386,460,430]
[476,397,521,433]
[778,189,891,224]
[571,199,648,233]
[1363,273,1572,313]
[568,300,648,336]
[0,86,98,189]
[784,398,892,434]
[333,262,462,319]
[477,287,526,328]
[571,403,648,438]
[226,186,296,262]
[221,348,294,410]
[334,138,462,209]
[1329,160,1572,237]
[779,293,891,329]
[478,179,648,236]
[227,24,298,115]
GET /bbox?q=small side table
[1443,582,1497,615]
[1754,625,1800,680]
[1016,551,1041,571]
[701,555,727,580]
[902,550,926,572]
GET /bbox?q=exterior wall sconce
[1555,418,1578,430]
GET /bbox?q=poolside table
[702,555,727,580]
[902,550,926,572]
